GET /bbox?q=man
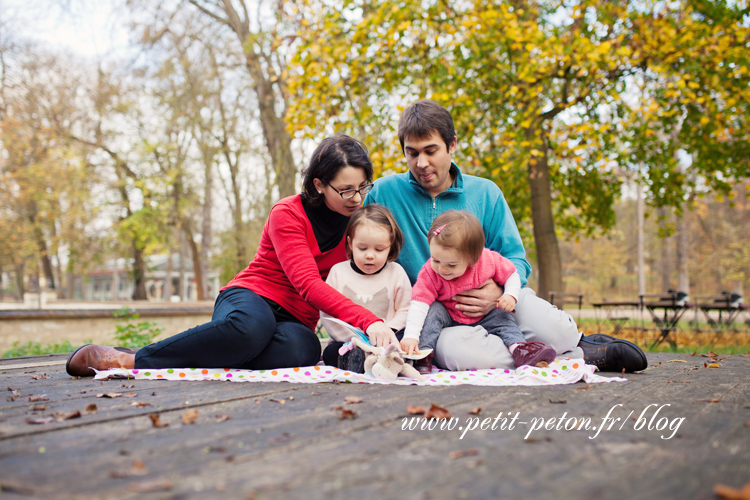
[364,100,646,372]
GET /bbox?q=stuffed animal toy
[349,337,424,381]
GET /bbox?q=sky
[2,0,129,59]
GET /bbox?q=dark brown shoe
[65,345,138,377]
[578,337,647,372]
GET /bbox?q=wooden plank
[0,353,748,499]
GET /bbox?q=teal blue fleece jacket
[364,163,531,286]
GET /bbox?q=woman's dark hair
[302,135,374,207]
[344,204,404,262]
[398,100,456,153]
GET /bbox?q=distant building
[75,255,220,302]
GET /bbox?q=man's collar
[407,163,463,196]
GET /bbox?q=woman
[66,135,399,376]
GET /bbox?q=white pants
[434,288,583,371]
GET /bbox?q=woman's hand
[400,338,420,355]
[366,321,399,347]
[452,279,502,317]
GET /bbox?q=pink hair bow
[433,224,447,236]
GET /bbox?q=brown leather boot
[65,345,137,377]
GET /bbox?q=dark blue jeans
[135,287,321,370]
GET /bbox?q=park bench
[548,291,584,320]
[640,291,692,348]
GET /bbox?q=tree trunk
[164,243,174,301]
[182,225,206,301]
[131,244,148,300]
[676,205,689,295]
[179,232,186,301]
[527,140,562,301]
[206,1,297,199]
[200,151,213,299]
[14,262,25,298]
[636,180,646,296]
[33,224,56,290]
[658,207,672,292]
[112,257,119,301]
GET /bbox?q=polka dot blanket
[93,358,626,386]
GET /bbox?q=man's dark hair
[302,135,374,207]
[398,100,456,153]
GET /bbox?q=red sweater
[221,195,381,332]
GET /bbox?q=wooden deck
[1,352,748,499]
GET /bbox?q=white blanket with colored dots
[93,358,626,386]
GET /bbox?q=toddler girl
[401,210,556,373]
[321,204,412,369]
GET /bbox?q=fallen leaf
[268,433,294,443]
[425,404,451,420]
[25,416,54,425]
[28,395,48,402]
[707,363,721,368]
[31,374,50,380]
[129,401,151,408]
[269,398,286,405]
[697,398,722,403]
[121,384,135,388]
[525,436,553,443]
[549,399,567,404]
[31,404,48,411]
[702,351,719,358]
[406,405,427,415]
[468,407,482,415]
[344,396,363,404]
[666,360,687,363]
[123,393,137,398]
[577,385,592,390]
[97,393,121,399]
[128,480,172,493]
[338,408,357,420]
[204,446,227,453]
[687,352,697,357]
[714,482,750,500]
[182,409,199,425]
[450,449,480,459]
[56,411,81,421]
[215,414,231,423]
[535,361,549,368]
[84,404,98,413]
[148,413,169,427]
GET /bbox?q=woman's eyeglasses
[327,183,374,200]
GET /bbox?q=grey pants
[419,301,525,351]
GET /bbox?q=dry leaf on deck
[697,398,722,403]
[97,393,121,399]
[215,414,231,423]
[56,411,82,421]
[84,404,98,414]
[25,416,54,425]
[344,396,363,404]
[468,407,482,415]
[338,408,357,420]
[148,413,169,427]
[31,374,50,380]
[128,480,172,493]
[666,360,686,363]
[702,351,719,357]
[269,398,286,405]
[425,404,451,420]
[28,395,48,402]
[707,363,721,368]
[714,482,750,500]
[406,405,427,415]
[450,449,479,459]
[182,409,199,425]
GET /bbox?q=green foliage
[3,339,85,358]
[111,306,164,348]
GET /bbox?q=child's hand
[400,338,420,355]
[496,294,517,312]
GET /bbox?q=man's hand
[400,338,420,355]
[366,321,399,347]
[496,293,517,313]
[452,279,503,317]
